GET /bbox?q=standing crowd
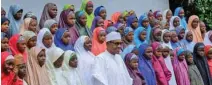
[1,0,212,85]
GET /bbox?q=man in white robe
[92,32,133,85]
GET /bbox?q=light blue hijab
[179,30,196,52]
[174,7,187,30]
[121,44,136,59]
[8,5,23,38]
[138,14,152,44]
[134,27,147,48]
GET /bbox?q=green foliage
[195,0,212,30]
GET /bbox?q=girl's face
[79,14,87,26]
[97,31,106,44]
[171,32,178,42]
[131,18,138,29]
[179,29,185,40]
[37,50,46,67]
[48,5,57,18]
[14,10,23,20]
[17,41,27,53]
[69,55,78,68]
[97,18,104,28]
[118,15,124,23]
[148,13,154,21]
[85,2,93,15]
[139,31,147,41]
[200,22,206,33]
[1,38,9,52]
[179,9,184,18]
[84,37,92,51]
[67,13,76,27]
[178,53,185,61]
[154,46,163,58]
[166,10,172,21]
[100,9,107,20]
[125,32,134,42]
[3,59,14,74]
[163,32,171,43]
[157,14,163,21]
[129,59,139,70]
[144,47,153,60]
[142,18,149,28]
[191,18,199,28]
[1,21,9,32]
[170,52,174,60]
[186,32,193,42]
[162,47,170,58]
[117,26,125,35]
[27,36,37,49]
[42,34,53,48]
[197,46,205,57]
[61,31,70,45]
[173,17,180,27]
[154,31,162,42]
[17,63,26,79]
[53,54,64,68]
[50,23,58,34]
[186,54,193,64]
[132,49,139,56]
[207,50,212,59]
[28,19,37,33]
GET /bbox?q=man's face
[107,40,122,54]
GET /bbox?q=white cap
[106,32,121,42]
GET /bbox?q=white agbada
[46,47,68,85]
[74,36,95,85]
[62,50,84,85]
[92,32,132,85]
[204,31,212,45]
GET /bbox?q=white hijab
[74,36,95,85]
[62,50,84,85]
[161,29,173,49]
[36,28,55,49]
[169,16,181,31]
[204,31,212,45]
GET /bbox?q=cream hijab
[20,18,32,34]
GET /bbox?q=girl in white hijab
[62,50,84,85]
[161,29,173,49]
[169,16,182,31]
[74,36,95,85]
[204,31,212,45]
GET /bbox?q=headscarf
[161,29,173,49]
[80,0,94,28]
[151,42,171,85]
[23,11,37,20]
[36,28,54,49]
[1,17,10,25]
[124,53,145,85]
[22,31,36,45]
[26,47,51,85]
[169,16,181,30]
[174,7,187,29]
[39,3,57,29]
[205,45,212,77]
[9,34,28,63]
[138,43,157,85]
[63,4,74,11]
[111,12,121,24]
[106,26,117,34]
[179,30,196,52]
[138,14,152,43]
[13,54,25,85]
[75,11,92,38]
[162,9,172,26]
[1,52,15,85]
[124,27,134,36]
[20,18,32,34]
[127,15,137,28]
[170,31,180,49]
[7,5,23,38]
[151,27,162,42]
[134,27,147,48]
[58,9,74,28]
[204,31,212,45]
[74,36,95,85]
[193,43,212,85]
[187,15,203,42]
[44,19,57,30]
[62,50,83,85]
[91,27,106,56]
[54,28,74,51]
[175,26,184,36]
[91,16,102,32]
[153,10,162,20]
[94,6,106,17]
[172,47,190,85]
[121,45,136,59]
